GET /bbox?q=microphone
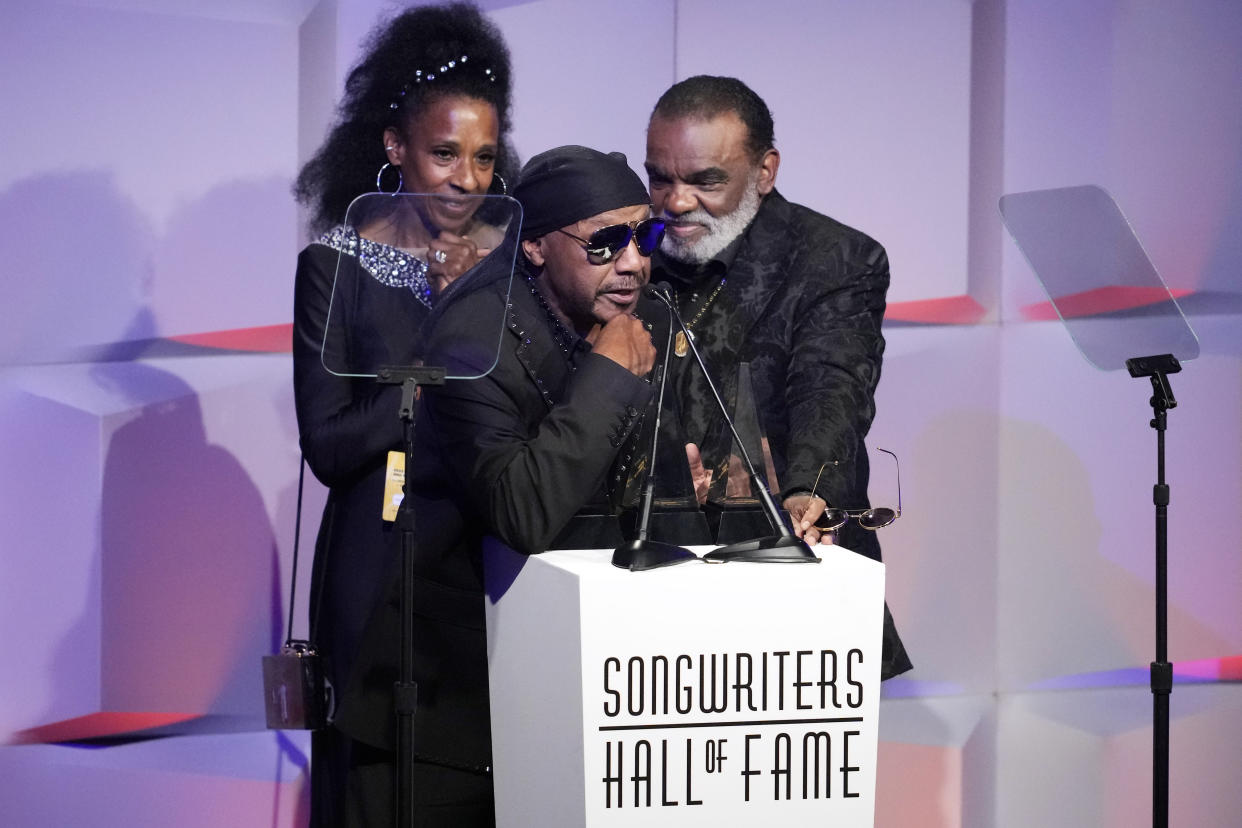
[645,282,817,563]
[612,285,698,571]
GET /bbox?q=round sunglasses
[811,448,902,531]
[556,217,666,265]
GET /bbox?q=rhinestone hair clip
[388,54,497,110]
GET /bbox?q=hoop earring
[492,173,507,196]
[376,162,403,194]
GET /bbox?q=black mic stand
[377,364,446,828]
[648,285,817,563]
[612,294,697,571]
[1125,353,1179,828]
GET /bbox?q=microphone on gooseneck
[644,282,817,563]
[611,283,697,570]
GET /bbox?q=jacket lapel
[682,190,793,438]
[510,282,569,412]
[704,190,795,367]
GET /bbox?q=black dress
[292,227,438,827]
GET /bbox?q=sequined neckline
[317,225,433,307]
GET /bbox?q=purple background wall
[2,1,1239,825]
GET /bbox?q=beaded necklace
[673,276,726,357]
[526,275,578,367]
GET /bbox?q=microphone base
[703,534,820,563]
[612,539,699,571]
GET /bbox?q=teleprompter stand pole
[377,364,446,828]
[1125,353,1179,828]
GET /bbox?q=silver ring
[433,249,448,264]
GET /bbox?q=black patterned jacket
[658,190,912,679]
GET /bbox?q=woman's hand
[427,232,490,295]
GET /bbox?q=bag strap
[284,454,307,648]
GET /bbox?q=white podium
[483,541,884,827]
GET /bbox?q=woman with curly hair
[291,4,515,825]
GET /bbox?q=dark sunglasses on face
[811,447,902,531]
[556,217,666,265]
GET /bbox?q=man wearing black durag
[335,145,665,826]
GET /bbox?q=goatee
[659,176,762,265]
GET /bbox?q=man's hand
[783,493,836,546]
[588,314,656,376]
[685,443,713,505]
[427,233,489,295]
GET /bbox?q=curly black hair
[650,75,775,162]
[294,2,516,235]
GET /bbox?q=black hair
[649,75,775,161]
[294,2,516,235]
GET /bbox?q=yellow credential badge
[382,450,405,521]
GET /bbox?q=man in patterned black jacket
[645,75,912,679]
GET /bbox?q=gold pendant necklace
[673,330,690,357]
[674,276,726,358]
